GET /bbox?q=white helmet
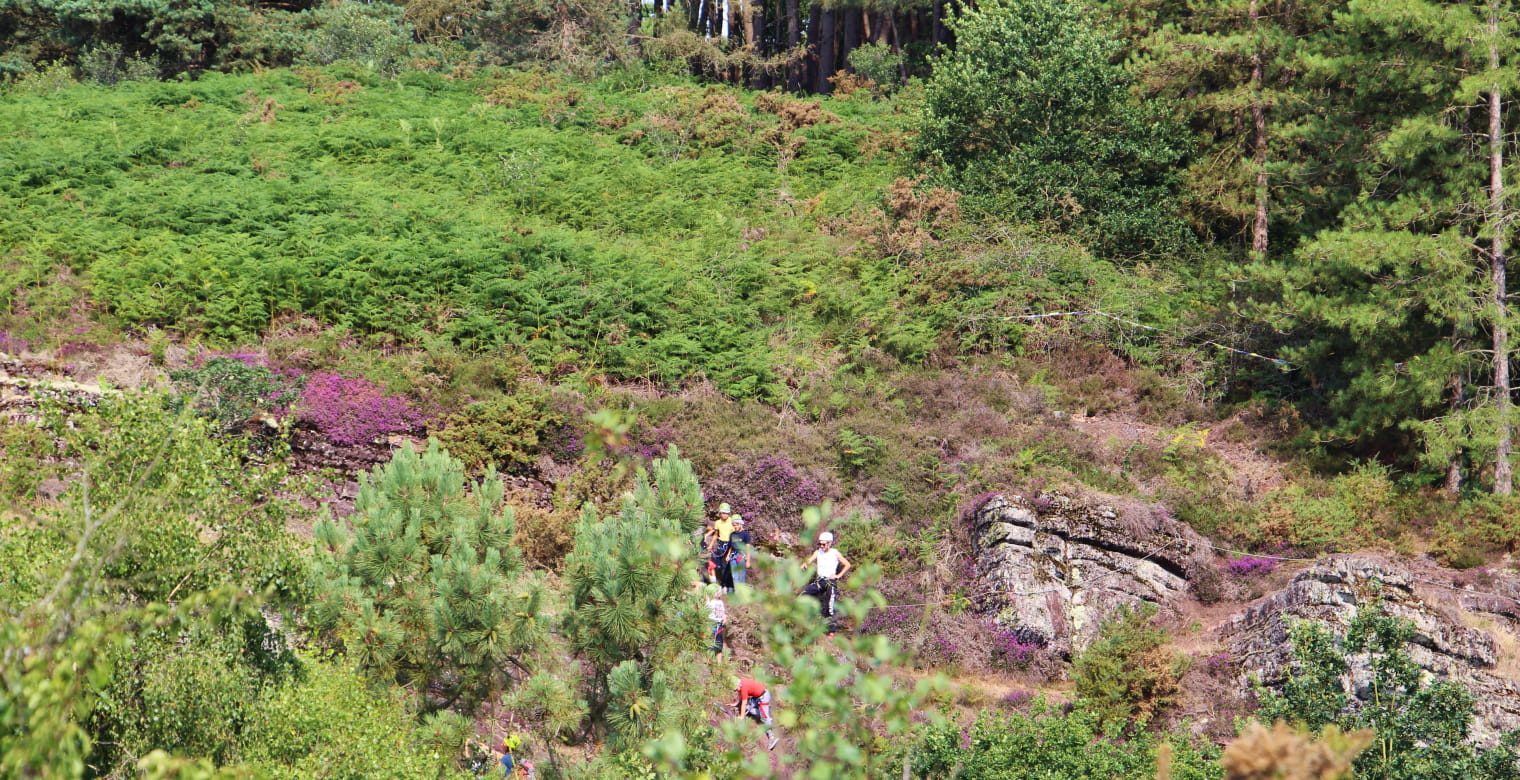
[818,531,834,543]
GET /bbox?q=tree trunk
[816,7,835,93]
[932,0,946,46]
[889,12,907,82]
[1447,372,1465,495]
[1489,9,1512,494]
[805,1,821,90]
[1249,0,1269,258]
[842,7,862,72]
[786,0,802,90]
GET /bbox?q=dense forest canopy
[9,0,1520,778]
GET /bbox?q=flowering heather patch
[297,372,421,446]
[0,331,31,353]
[1204,652,1234,676]
[999,689,1034,710]
[542,422,584,461]
[960,491,1000,524]
[987,620,1043,670]
[1222,555,1278,577]
[620,422,680,461]
[860,604,923,640]
[710,454,826,531]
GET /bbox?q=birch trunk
[1489,8,1512,494]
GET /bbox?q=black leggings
[800,577,837,618]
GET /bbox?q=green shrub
[434,392,562,473]
[1071,604,1182,728]
[169,356,303,434]
[77,44,160,85]
[1249,463,1400,553]
[847,43,904,92]
[241,654,461,779]
[908,704,1219,779]
[1256,606,1520,780]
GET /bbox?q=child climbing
[733,676,780,751]
[728,514,750,590]
[706,583,727,660]
[706,503,737,592]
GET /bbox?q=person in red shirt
[733,677,779,751]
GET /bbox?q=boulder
[972,491,1215,657]
[1220,555,1520,746]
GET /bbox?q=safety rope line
[969,309,1292,367]
[862,535,1520,614]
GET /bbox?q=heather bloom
[1000,689,1034,709]
[961,492,1000,523]
[1204,652,1233,675]
[297,372,420,446]
[0,331,31,354]
[1222,555,1278,577]
[986,620,1043,670]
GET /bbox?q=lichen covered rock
[972,491,1213,657]
[1220,555,1520,746]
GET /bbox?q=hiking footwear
[768,736,779,751]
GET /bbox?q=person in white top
[706,584,727,660]
[799,531,852,631]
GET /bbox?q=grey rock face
[1220,555,1520,747]
[972,492,1213,657]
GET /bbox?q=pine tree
[313,440,544,711]
[1260,0,1520,491]
[1101,0,1337,256]
[561,445,708,746]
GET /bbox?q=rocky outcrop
[973,492,1215,657]
[1220,555,1520,746]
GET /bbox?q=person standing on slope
[706,503,737,592]
[799,530,851,634]
[706,583,727,661]
[728,514,751,590]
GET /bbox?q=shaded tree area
[0,0,965,90]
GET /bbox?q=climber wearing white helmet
[800,530,851,633]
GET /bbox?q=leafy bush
[170,355,303,434]
[1256,606,1520,780]
[1071,604,1182,727]
[241,654,461,779]
[847,43,904,91]
[918,0,1192,258]
[77,44,161,85]
[908,705,1220,779]
[1248,463,1400,553]
[296,372,420,446]
[434,392,561,473]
